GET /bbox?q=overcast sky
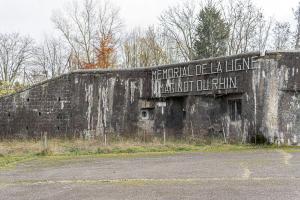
[0,0,299,42]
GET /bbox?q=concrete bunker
[1,51,300,144]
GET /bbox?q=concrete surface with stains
[1,51,300,143]
[1,151,300,199]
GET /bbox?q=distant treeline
[0,0,299,95]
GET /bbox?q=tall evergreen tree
[194,5,229,59]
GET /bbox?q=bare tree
[224,0,269,55]
[33,36,69,80]
[123,26,169,68]
[251,16,272,52]
[123,28,140,68]
[158,0,270,59]
[0,33,34,84]
[52,0,122,69]
[159,0,198,61]
[294,2,300,49]
[272,21,292,50]
[142,27,170,66]
[52,0,95,68]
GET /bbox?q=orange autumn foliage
[83,35,115,69]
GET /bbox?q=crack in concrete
[1,177,300,187]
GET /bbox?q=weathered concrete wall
[0,69,151,139]
[1,51,300,144]
[150,53,261,143]
[0,75,73,139]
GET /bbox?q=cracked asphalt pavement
[1,150,300,200]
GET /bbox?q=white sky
[0,0,299,42]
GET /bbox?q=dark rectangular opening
[166,97,185,137]
[228,99,242,121]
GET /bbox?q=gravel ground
[1,150,300,200]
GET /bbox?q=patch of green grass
[2,138,300,169]
[68,147,81,155]
[272,145,300,152]
[0,155,35,169]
